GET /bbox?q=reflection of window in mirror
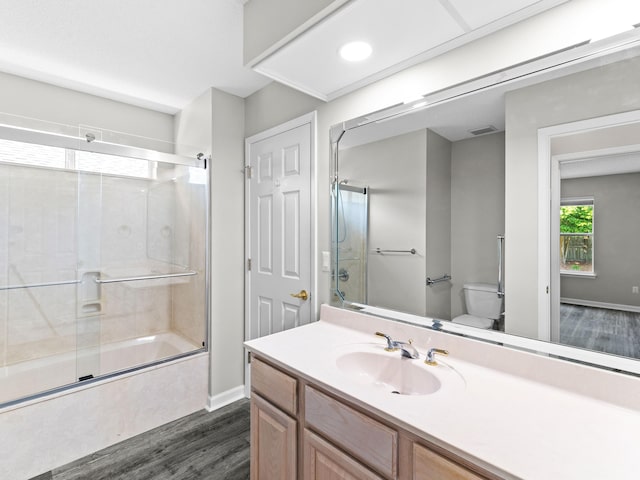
[560,197,594,276]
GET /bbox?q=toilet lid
[452,314,494,329]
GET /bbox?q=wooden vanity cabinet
[250,355,496,480]
[250,357,298,480]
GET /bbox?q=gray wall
[175,88,246,399]
[0,71,174,148]
[340,130,427,316]
[244,81,323,137]
[451,132,505,319]
[210,88,246,397]
[561,173,640,308]
[425,130,452,320]
[504,55,640,338]
[336,129,505,321]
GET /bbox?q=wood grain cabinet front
[250,393,297,480]
[251,356,298,416]
[412,442,487,480]
[303,429,385,480]
[305,386,398,479]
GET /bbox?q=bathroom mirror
[331,30,640,375]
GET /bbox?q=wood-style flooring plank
[31,398,250,480]
[560,304,640,359]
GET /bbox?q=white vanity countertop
[244,306,640,480]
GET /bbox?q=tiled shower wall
[0,162,203,368]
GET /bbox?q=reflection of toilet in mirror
[452,283,503,330]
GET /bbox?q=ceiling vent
[469,125,498,136]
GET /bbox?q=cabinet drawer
[251,357,297,416]
[413,443,486,480]
[305,386,398,479]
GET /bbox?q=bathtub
[0,332,202,406]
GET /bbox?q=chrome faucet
[375,332,419,359]
[425,347,449,366]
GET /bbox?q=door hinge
[546,285,549,294]
[245,165,252,179]
[247,258,252,271]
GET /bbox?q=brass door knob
[290,289,309,301]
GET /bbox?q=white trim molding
[537,109,640,343]
[561,297,640,314]
[206,385,246,412]
[243,111,318,397]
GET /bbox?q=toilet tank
[463,283,503,320]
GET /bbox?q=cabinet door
[251,393,297,480]
[304,429,384,480]
[413,443,486,480]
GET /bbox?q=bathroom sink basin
[335,351,441,395]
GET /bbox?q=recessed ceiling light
[339,41,372,62]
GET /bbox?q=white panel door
[247,121,312,343]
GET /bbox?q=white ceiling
[0,0,271,114]
[254,0,568,101]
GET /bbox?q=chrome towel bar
[497,235,505,298]
[0,279,81,291]
[426,274,452,286]
[374,248,417,255]
[95,271,197,284]
[0,271,199,290]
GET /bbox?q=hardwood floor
[30,399,250,480]
[560,303,640,359]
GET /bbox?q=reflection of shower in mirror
[332,183,369,305]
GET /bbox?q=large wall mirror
[330,30,640,375]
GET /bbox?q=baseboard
[561,297,640,313]
[206,385,247,412]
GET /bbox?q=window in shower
[0,127,208,407]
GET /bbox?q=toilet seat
[452,314,494,329]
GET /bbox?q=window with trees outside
[560,198,594,275]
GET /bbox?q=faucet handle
[425,348,449,366]
[375,331,398,351]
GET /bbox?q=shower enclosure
[331,182,368,305]
[0,124,208,407]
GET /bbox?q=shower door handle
[290,290,309,301]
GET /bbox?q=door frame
[537,109,640,342]
[244,111,317,394]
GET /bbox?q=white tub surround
[0,352,208,480]
[245,305,640,480]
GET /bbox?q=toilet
[452,283,503,329]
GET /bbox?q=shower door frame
[0,123,211,408]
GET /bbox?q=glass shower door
[75,166,103,381]
[0,143,81,404]
[0,127,208,407]
[74,150,207,380]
